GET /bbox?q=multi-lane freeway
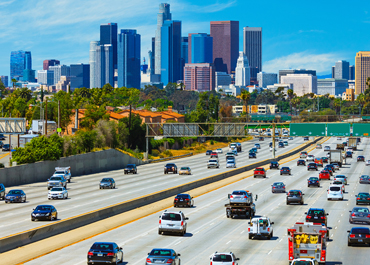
[21,137,369,264]
[0,137,303,239]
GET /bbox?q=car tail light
[244,196,247,198]
[210,262,212,265]
[366,235,370,238]
[107,253,114,256]
[351,213,356,217]
[230,195,233,198]
[306,215,311,219]
[159,219,161,224]
[367,214,370,218]
[232,262,235,265]
[267,227,270,232]
[166,259,173,263]
[367,198,370,200]
[88,251,93,256]
[248,227,250,232]
[185,198,189,201]
[147,258,152,263]
[357,197,360,200]
[321,250,326,261]
[350,234,355,238]
[181,221,184,226]
[273,187,275,189]
[175,198,178,201]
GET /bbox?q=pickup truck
[254,167,266,178]
[47,175,67,190]
[207,159,219,168]
[248,217,274,239]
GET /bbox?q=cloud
[0,0,15,6]
[263,51,344,74]
[298,29,325,34]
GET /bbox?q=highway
[25,137,370,264]
[0,136,304,239]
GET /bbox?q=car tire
[31,218,35,221]
[99,186,101,189]
[248,234,253,239]
[68,179,71,183]
[66,194,68,199]
[280,173,282,175]
[286,201,289,205]
[348,242,352,246]
[158,230,162,235]
[24,197,26,203]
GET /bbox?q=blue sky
[0,0,369,81]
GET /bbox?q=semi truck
[347,137,357,151]
[225,191,257,218]
[288,222,328,265]
[329,150,344,167]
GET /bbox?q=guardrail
[0,138,322,253]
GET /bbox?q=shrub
[151,149,160,156]
[210,140,214,145]
[0,163,4,168]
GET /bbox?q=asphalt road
[26,137,370,265]
[0,134,18,165]
[0,137,305,239]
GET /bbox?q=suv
[270,161,279,169]
[254,167,266,178]
[0,183,5,200]
[305,208,329,226]
[158,210,188,236]
[300,151,308,158]
[164,163,177,174]
[307,163,318,171]
[286,190,304,205]
[47,175,67,190]
[207,159,219,168]
[124,164,137,174]
[209,252,239,265]
[327,185,343,200]
[2,144,10,151]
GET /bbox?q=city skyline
[0,0,369,80]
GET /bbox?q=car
[326,164,336,173]
[207,159,219,168]
[216,148,223,154]
[334,175,347,185]
[124,164,137,174]
[174,194,194,207]
[332,162,340,170]
[316,144,322,149]
[324,146,331,151]
[326,152,331,158]
[248,217,274,240]
[164,163,178,174]
[332,180,345,192]
[209,252,239,265]
[31,205,57,221]
[48,187,68,200]
[0,141,3,148]
[337,137,342,140]
[249,152,256,159]
[366,160,370,166]
[286,190,304,205]
[345,151,352,158]
[357,155,365,162]
[307,163,318,171]
[280,167,291,175]
[314,158,323,167]
[349,207,370,224]
[0,134,5,140]
[356,193,370,205]
[47,175,67,190]
[0,183,5,200]
[269,142,273,148]
[321,157,328,163]
[232,149,238,156]
[291,259,319,265]
[327,185,343,200]
[297,159,306,166]
[347,227,370,246]
[319,170,330,180]
[259,137,264,141]
[283,141,288,146]
[2,144,10,151]
[278,142,284,148]
[288,137,293,140]
[179,167,191,175]
[307,177,320,187]
[210,152,218,158]
[271,182,286,193]
[359,175,370,184]
[4,189,26,203]
[226,158,236,168]
[54,167,72,183]
[229,143,237,152]
[158,210,188,236]
[324,166,333,176]
[229,190,252,204]
[254,143,261,149]
[236,142,242,152]
[87,242,123,265]
[303,136,309,141]
[226,152,235,157]
[306,155,315,161]
[305,208,329,226]
[343,141,348,146]
[254,167,266,178]
[270,161,279,170]
[251,147,257,153]
[206,150,212,155]
[99,178,115,189]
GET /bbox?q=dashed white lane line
[174,241,181,245]
[268,250,272,255]
[226,240,231,244]
[240,230,245,234]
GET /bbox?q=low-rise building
[343,88,355,101]
[232,105,246,116]
[266,83,293,95]
[317,78,348,96]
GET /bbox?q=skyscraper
[349,65,355,80]
[189,33,213,64]
[100,23,118,69]
[89,41,100,88]
[22,69,36,82]
[10,51,32,81]
[334,60,349,80]
[49,65,70,85]
[210,21,239,74]
[181,37,188,64]
[37,70,54,85]
[155,3,172,76]
[257,72,277,88]
[161,20,182,85]
[0,76,9,87]
[24,51,32,70]
[184,63,215,91]
[96,45,114,88]
[117,29,141,89]
[43,59,60,70]
[355,51,370,94]
[70,64,90,90]
[243,27,262,83]
[235,52,250,86]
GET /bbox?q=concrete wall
[0,149,144,187]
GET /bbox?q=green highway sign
[290,123,326,137]
[327,123,350,136]
[353,123,370,137]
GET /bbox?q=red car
[319,170,330,180]
[254,167,266,178]
[210,152,218,158]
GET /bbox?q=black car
[321,157,328,163]
[5,189,26,203]
[305,208,328,226]
[87,242,123,265]
[206,150,212,155]
[307,163,318,171]
[278,142,284,148]
[348,227,370,246]
[259,137,264,141]
[307,177,320,187]
[269,142,273,147]
[249,152,256,159]
[304,137,309,141]
[297,159,306,166]
[31,205,58,221]
[357,156,365,162]
[174,194,193,207]
[124,164,137,174]
[270,161,279,169]
[280,167,291,175]
[164,163,177,174]
[346,151,352,158]
[2,144,10,151]
[0,141,3,148]
[0,183,5,200]
[0,134,5,140]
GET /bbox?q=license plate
[168,224,174,227]
[98,253,103,256]
[358,239,363,242]
[314,217,318,219]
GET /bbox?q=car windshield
[329,187,341,191]
[227,160,235,163]
[212,255,232,262]
[149,250,172,256]
[8,190,22,195]
[351,228,370,234]
[91,243,113,250]
[255,168,264,171]
[51,188,63,191]
[359,193,370,197]
[176,194,189,198]
[361,175,370,179]
[101,178,112,182]
[292,261,313,265]
[50,177,62,181]
[54,171,65,174]
[209,160,218,163]
[35,206,52,211]
[126,165,135,168]
[180,167,189,170]
[353,208,369,213]
[309,163,316,166]
[232,191,246,195]
[274,182,284,186]
[166,164,176,167]
[271,162,277,164]
[161,213,181,221]
[282,167,289,170]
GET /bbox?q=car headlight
[32,213,36,216]
[45,213,50,216]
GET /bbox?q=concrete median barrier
[0,137,323,254]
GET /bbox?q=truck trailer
[329,150,344,167]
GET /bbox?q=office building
[332,66,335,78]
[24,51,32,70]
[70,64,90,90]
[257,72,277,88]
[22,69,36,82]
[184,63,215,91]
[181,37,188,64]
[95,44,114,88]
[279,69,316,83]
[49,65,70,85]
[161,20,182,85]
[55,76,71,92]
[150,37,155,74]
[235,52,250,86]
[343,88,355,101]
[355,51,370,94]
[266,83,293,95]
[37,70,54,85]
[155,3,172,76]
[89,41,100,88]
[280,74,317,96]
[243,27,262,83]
[0,76,8,87]
[317,78,348,96]
[334,60,349,80]
[43,59,60,70]
[215,72,232,87]
[10,50,32,81]
[100,23,118,70]
[210,21,239,74]
[117,29,141,89]
[349,65,355,80]
[188,33,213,64]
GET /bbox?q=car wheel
[280,173,282,175]
[66,194,68,199]
[99,186,101,189]
[248,234,253,239]
[286,201,289,205]
[31,218,35,221]
[55,214,58,220]
[348,242,352,246]
[68,179,71,183]
[158,230,162,235]
[24,197,26,203]
[300,201,303,205]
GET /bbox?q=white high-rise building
[89,41,100,88]
[235,52,250,86]
[49,65,70,85]
[257,72,277,88]
[155,3,171,76]
[281,74,317,96]
[37,70,54,85]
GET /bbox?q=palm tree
[11,78,17,89]
[357,94,366,114]
[19,87,32,101]
[240,90,251,121]
[333,98,342,115]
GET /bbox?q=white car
[332,163,340,170]
[216,148,223,154]
[324,146,331,151]
[334,175,347,185]
[209,252,239,265]
[366,160,370,166]
[291,259,319,265]
[332,180,345,192]
[327,185,343,200]
[248,217,274,239]
[158,210,188,236]
[48,187,68,200]
[207,159,219,168]
[231,150,238,156]
[306,155,315,161]
[226,159,236,168]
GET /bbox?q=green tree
[80,104,110,129]
[240,90,251,120]
[19,88,32,101]
[52,91,74,133]
[119,114,145,150]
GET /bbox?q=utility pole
[272,123,276,159]
[45,98,48,136]
[58,100,61,136]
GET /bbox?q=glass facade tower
[10,50,32,81]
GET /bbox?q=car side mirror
[120,247,122,250]
[347,230,350,233]
[271,222,274,224]
[178,253,181,256]
[327,213,329,215]
[185,217,189,220]
[349,211,351,212]
[236,258,240,261]
[248,221,251,224]
[228,194,231,199]
[304,212,307,214]
[255,195,258,201]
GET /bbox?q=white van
[327,185,343,201]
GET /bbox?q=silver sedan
[271,182,286,193]
[359,175,370,184]
[349,207,370,224]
